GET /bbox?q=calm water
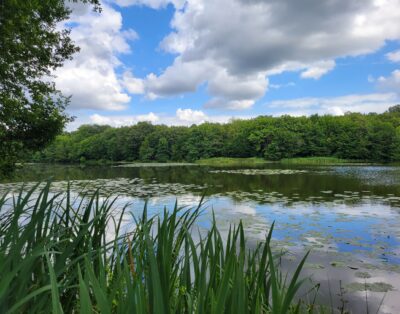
[2,163,400,313]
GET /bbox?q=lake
[2,163,400,313]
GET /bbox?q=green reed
[279,157,356,165]
[196,157,270,167]
[0,182,312,313]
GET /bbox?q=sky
[57,0,400,130]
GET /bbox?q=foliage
[34,107,400,164]
[0,183,313,313]
[0,0,100,174]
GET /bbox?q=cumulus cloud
[386,50,400,62]
[121,29,140,41]
[207,71,268,102]
[90,112,159,126]
[122,71,145,94]
[144,58,269,109]
[300,60,336,80]
[58,0,400,114]
[204,98,255,110]
[145,59,212,96]
[130,0,400,110]
[79,109,252,129]
[266,93,399,116]
[169,109,252,125]
[176,108,207,123]
[54,3,133,110]
[377,69,400,93]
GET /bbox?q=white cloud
[144,59,268,110]
[377,69,400,93]
[270,82,295,89]
[204,98,255,110]
[386,49,400,62]
[300,60,336,79]
[122,71,145,94]
[54,3,133,110]
[68,109,253,129]
[145,58,212,96]
[122,29,140,41]
[90,112,159,126]
[207,71,268,101]
[125,0,400,110]
[267,93,399,116]
[58,0,400,114]
[176,108,207,123]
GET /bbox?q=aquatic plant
[209,169,308,175]
[196,157,270,167]
[0,182,311,313]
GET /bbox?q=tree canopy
[34,106,400,164]
[0,0,100,174]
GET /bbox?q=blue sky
[57,0,400,130]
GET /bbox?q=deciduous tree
[0,0,100,174]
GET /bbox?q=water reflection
[2,163,400,312]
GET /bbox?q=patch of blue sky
[117,4,176,77]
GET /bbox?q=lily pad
[330,261,346,267]
[345,282,394,293]
[305,263,325,269]
[209,169,308,176]
[355,271,371,279]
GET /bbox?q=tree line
[32,106,400,163]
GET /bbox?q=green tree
[0,0,100,174]
[224,119,254,157]
[388,104,400,114]
[367,121,396,161]
[127,122,156,160]
[155,137,170,162]
[33,110,400,164]
[392,126,400,161]
[139,138,155,161]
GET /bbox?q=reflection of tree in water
[5,164,400,201]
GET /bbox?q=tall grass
[280,157,358,165]
[196,157,270,167]
[0,182,312,313]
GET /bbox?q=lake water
[2,163,400,313]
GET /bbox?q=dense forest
[33,106,400,163]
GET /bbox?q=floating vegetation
[215,188,400,210]
[305,263,325,269]
[345,282,394,293]
[209,169,309,175]
[113,162,198,167]
[355,271,372,279]
[330,261,346,268]
[0,178,207,198]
